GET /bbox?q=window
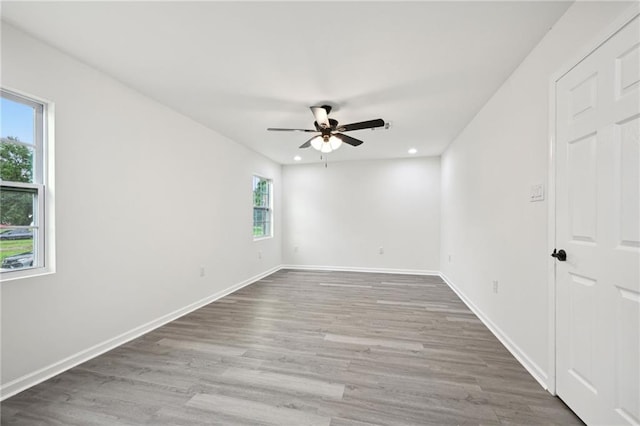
[1,89,51,278]
[253,175,272,239]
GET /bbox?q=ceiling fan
[267,105,387,153]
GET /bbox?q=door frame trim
[546,3,640,396]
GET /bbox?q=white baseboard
[0,265,282,401]
[280,264,440,276]
[439,273,549,390]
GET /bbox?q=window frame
[252,175,273,240]
[1,88,54,281]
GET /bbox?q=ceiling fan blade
[299,135,318,149]
[338,119,385,132]
[310,106,331,129]
[334,133,364,147]
[267,127,317,132]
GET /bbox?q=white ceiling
[2,1,572,165]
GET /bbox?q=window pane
[0,90,46,276]
[0,97,35,145]
[254,183,262,206]
[0,142,34,183]
[0,187,36,226]
[252,175,271,238]
[0,227,34,271]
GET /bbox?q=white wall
[0,23,281,393]
[440,1,633,386]
[283,157,440,272]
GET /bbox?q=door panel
[568,133,598,243]
[568,272,597,393]
[570,73,598,119]
[616,116,639,248]
[615,287,639,424]
[616,43,639,98]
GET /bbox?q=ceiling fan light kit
[267,104,386,155]
[310,135,343,153]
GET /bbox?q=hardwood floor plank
[319,283,373,288]
[156,338,247,356]
[330,418,384,426]
[323,333,424,351]
[221,367,345,398]
[376,300,449,309]
[186,393,331,426]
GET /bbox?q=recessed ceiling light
[293,155,302,161]
[408,148,417,155]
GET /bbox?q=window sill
[253,236,273,242]
[0,266,55,282]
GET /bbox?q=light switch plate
[530,184,545,202]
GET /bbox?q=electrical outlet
[448,254,452,263]
[200,266,205,277]
[379,246,384,255]
[492,280,499,293]
[258,250,262,259]
[294,246,299,253]
[530,184,544,202]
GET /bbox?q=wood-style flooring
[1,270,583,425]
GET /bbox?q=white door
[555,12,640,426]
